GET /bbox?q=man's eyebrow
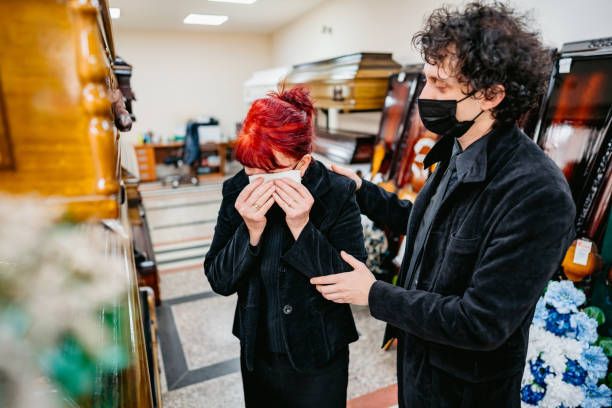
[427,73,448,83]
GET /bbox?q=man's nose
[419,83,434,100]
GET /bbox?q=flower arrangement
[521,280,612,408]
[0,196,128,407]
[361,215,389,276]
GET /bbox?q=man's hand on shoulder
[330,164,363,191]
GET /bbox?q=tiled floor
[143,176,399,407]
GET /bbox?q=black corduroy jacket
[360,124,576,407]
[204,160,367,372]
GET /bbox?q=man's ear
[299,154,312,177]
[481,84,506,111]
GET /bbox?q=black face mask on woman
[417,93,484,138]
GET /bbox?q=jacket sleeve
[281,183,368,278]
[356,179,413,236]
[204,194,260,296]
[367,187,576,351]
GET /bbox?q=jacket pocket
[446,234,481,254]
[429,343,525,384]
[431,233,481,295]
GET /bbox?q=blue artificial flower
[580,345,609,380]
[521,383,546,405]
[533,297,548,328]
[581,378,612,408]
[546,310,573,337]
[562,359,588,386]
[544,280,586,314]
[530,357,553,386]
[570,312,599,344]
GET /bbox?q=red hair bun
[235,85,314,171]
[269,86,314,119]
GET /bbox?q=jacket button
[282,305,293,315]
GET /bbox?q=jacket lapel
[397,162,445,287]
[301,161,330,229]
[433,124,517,215]
[397,125,502,287]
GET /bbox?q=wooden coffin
[0,1,157,406]
[284,53,401,163]
[98,214,155,408]
[0,0,122,220]
[285,52,401,111]
[114,56,137,122]
[124,168,161,306]
[534,37,612,243]
[370,66,425,187]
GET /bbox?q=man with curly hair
[311,2,576,406]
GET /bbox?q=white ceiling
[108,0,325,33]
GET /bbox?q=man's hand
[273,178,314,240]
[310,251,376,306]
[235,178,275,245]
[330,164,362,191]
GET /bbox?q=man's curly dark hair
[412,1,552,126]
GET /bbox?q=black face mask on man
[417,93,485,138]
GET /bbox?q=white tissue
[248,170,302,184]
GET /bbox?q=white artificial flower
[526,327,582,374]
[538,375,583,408]
[0,331,58,408]
[0,195,60,263]
[0,197,127,359]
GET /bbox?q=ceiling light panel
[209,0,257,4]
[183,14,229,25]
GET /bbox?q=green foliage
[584,306,606,326]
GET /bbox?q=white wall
[272,0,612,67]
[113,1,612,147]
[114,29,272,144]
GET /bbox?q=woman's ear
[298,154,312,177]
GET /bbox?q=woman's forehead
[272,150,295,167]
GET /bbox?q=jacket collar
[423,123,516,184]
[301,159,331,199]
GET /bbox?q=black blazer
[204,160,367,372]
[359,124,576,405]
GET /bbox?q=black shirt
[407,135,490,289]
[250,203,293,353]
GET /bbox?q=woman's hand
[235,178,275,245]
[330,164,362,190]
[273,178,314,240]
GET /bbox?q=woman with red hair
[204,86,367,407]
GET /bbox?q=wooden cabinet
[133,142,228,182]
[135,145,157,182]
